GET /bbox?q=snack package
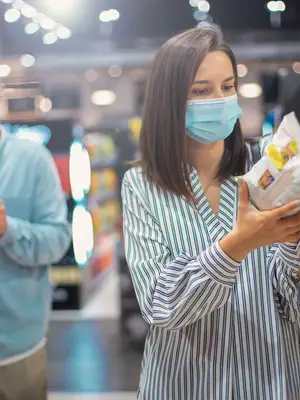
[237,112,300,216]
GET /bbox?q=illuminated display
[69,140,91,203]
[72,205,94,267]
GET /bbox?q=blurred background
[0,0,299,399]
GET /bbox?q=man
[0,128,71,399]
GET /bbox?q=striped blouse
[122,143,300,400]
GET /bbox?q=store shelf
[90,158,117,170]
[88,189,118,205]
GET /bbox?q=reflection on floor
[48,271,143,399]
[49,393,136,400]
[47,319,143,393]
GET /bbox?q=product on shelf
[83,131,120,292]
[84,133,117,167]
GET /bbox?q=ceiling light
[108,9,120,21]
[12,0,24,9]
[84,69,98,83]
[91,90,116,106]
[39,97,52,112]
[20,54,35,68]
[21,4,37,18]
[267,0,286,12]
[72,205,93,266]
[56,26,72,39]
[24,22,40,34]
[32,13,44,24]
[198,1,210,12]
[276,0,286,11]
[45,0,75,15]
[0,64,11,78]
[108,65,122,78]
[40,15,56,30]
[4,8,21,23]
[292,62,300,74]
[43,32,58,45]
[99,9,120,22]
[267,1,277,11]
[1,0,13,4]
[237,64,248,78]
[239,83,262,99]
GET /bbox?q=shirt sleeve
[122,177,242,330]
[0,146,71,267]
[268,242,300,323]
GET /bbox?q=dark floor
[47,320,143,393]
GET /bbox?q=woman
[122,24,300,399]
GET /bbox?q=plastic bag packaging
[237,112,300,216]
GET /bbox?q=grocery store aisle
[48,271,142,398]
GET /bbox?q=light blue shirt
[0,132,71,360]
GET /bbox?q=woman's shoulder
[122,166,151,207]
[123,166,144,189]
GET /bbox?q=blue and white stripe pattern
[122,143,300,400]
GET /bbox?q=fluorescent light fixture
[12,0,24,9]
[4,8,21,23]
[45,0,75,15]
[72,205,94,266]
[198,0,210,12]
[56,26,72,39]
[108,65,122,78]
[239,83,263,99]
[21,4,37,18]
[91,90,116,106]
[267,0,286,12]
[237,64,248,78]
[20,54,35,68]
[69,141,91,202]
[40,15,56,30]
[43,32,58,45]
[99,9,120,22]
[25,22,40,34]
[0,64,11,78]
[39,97,52,113]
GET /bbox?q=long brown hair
[139,24,247,200]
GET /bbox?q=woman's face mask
[185,94,243,143]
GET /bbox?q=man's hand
[0,201,8,237]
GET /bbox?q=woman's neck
[187,139,225,185]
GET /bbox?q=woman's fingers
[268,201,300,220]
[280,212,300,233]
[238,180,249,210]
[285,232,300,243]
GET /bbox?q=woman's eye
[223,85,235,92]
[191,88,209,96]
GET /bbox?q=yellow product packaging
[241,112,300,216]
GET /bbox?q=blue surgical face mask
[185,94,242,143]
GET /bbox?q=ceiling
[0,0,299,57]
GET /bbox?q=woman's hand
[220,180,300,262]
